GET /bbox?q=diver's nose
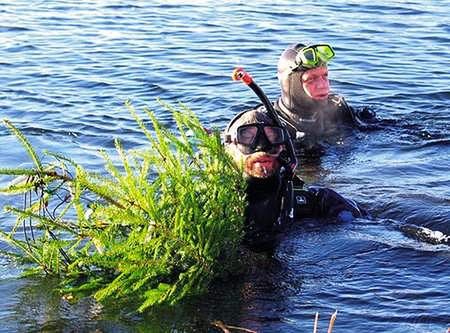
[318,76,330,93]
[252,133,271,152]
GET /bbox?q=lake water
[0,1,449,332]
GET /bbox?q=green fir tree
[0,101,246,312]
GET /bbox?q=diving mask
[290,44,335,71]
[233,124,286,155]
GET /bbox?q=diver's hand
[357,106,376,120]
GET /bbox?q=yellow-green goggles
[291,44,335,71]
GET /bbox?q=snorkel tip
[232,67,253,85]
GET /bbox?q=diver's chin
[244,152,280,179]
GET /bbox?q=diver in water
[254,42,376,156]
[224,109,364,251]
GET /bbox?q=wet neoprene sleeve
[294,186,364,219]
[339,97,377,126]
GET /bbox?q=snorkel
[232,67,297,172]
[232,67,298,226]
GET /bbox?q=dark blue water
[1,1,449,332]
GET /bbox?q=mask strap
[224,110,249,143]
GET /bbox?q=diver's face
[226,125,285,179]
[301,66,330,100]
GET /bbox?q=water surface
[0,1,449,332]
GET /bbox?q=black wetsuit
[244,174,364,251]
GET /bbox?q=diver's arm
[335,96,377,126]
[295,186,365,222]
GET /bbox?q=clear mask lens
[236,125,285,146]
[316,45,335,62]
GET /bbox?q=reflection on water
[0,0,449,332]
[1,277,103,332]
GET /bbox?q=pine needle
[2,119,43,172]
